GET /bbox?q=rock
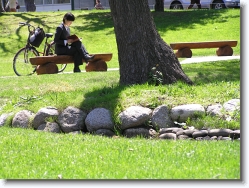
[223,99,240,112]
[0,113,13,127]
[85,108,114,132]
[208,129,232,137]
[95,129,115,137]
[123,126,153,138]
[151,105,174,129]
[37,123,46,131]
[203,136,211,140]
[170,104,205,122]
[159,127,183,135]
[210,136,218,140]
[33,107,59,129]
[219,137,232,141]
[183,129,197,137]
[230,130,240,139]
[44,122,61,133]
[178,135,191,140]
[206,104,223,116]
[12,110,35,128]
[192,130,208,138]
[159,133,176,140]
[118,106,152,130]
[58,106,87,133]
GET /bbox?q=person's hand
[67,39,74,44]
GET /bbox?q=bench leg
[36,62,59,75]
[85,60,107,72]
[216,45,233,56]
[175,47,192,58]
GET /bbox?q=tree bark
[24,0,36,12]
[155,0,164,12]
[109,0,193,85]
[0,0,5,12]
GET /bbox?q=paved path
[3,55,240,77]
[106,55,240,72]
[180,55,240,64]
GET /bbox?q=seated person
[54,12,94,73]
[95,0,104,10]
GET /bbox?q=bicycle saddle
[45,33,54,38]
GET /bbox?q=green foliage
[148,67,163,86]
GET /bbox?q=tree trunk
[109,0,193,85]
[24,0,36,12]
[155,0,164,12]
[0,0,5,12]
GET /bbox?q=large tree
[109,0,193,85]
[24,0,36,12]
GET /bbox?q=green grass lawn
[0,9,240,179]
[0,127,240,179]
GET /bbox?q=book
[67,34,79,42]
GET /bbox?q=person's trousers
[56,41,89,67]
[188,0,201,9]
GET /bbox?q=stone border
[0,99,240,141]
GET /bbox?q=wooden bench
[29,53,112,75]
[170,40,237,58]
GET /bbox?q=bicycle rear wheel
[13,47,39,76]
[45,41,67,73]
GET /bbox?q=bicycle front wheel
[13,47,39,76]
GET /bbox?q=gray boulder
[33,107,59,129]
[123,126,154,138]
[44,122,61,133]
[0,113,13,127]
[151,105,174,129]
[223,99,240,112]
[12,110,35,128]
[159,133,177,140]
[85,108,114,132]
[95,129,115,137]
[58,106,87,133]
[206,104,223,116]
[170,104,205,122]
[118,106,152,130]
[208,129,232,137]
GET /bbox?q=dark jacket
[54,23,70,54]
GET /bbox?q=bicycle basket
[29,27,45,47]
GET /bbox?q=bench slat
[30,53,112,65]
[170,40,237,50]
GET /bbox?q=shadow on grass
[79,59,240,119]
[182,59,240,84]
[7,9,236,51]
[79,83,127,120]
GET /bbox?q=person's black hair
[63,12,75,23]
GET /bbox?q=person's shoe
[84,54,95,62]
[73,67,81,73]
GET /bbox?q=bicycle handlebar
[19,22,35,33]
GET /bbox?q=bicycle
[13,22,67,76]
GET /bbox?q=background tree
[155,0,164,11]
[109,0,193,85]
[0,0,5,12]
[24,0,36,12]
